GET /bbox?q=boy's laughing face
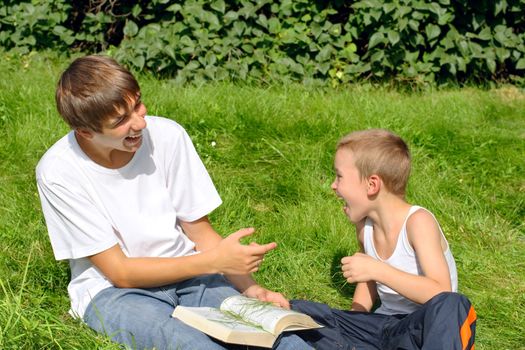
[98,95,147,152]
[75,94,148,168]
[88,95,147,155]
[331,148,370,223]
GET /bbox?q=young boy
[291,129,477,349]
[36,55,311,350]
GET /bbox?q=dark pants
[291,292,476,350]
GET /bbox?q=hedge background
[1,0,524,86]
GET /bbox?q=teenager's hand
[211,228,276,275]
[341,252,380,283]
[243,284,290,309]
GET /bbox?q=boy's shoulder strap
[362,217,377,257]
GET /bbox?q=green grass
[1,51,524,349]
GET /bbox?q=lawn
[0,52,523,349]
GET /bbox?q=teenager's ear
[75,128,94,140]
[367,175,381,195]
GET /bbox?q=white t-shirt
[363,206,458,315]
[36,116,222,318]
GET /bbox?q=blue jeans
[84,274,312,350]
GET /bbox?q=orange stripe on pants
[460,306,477,350]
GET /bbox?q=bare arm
[342,210,452,305]
[348,220,377,312]
[89,216,290,307]
[89,216,274,289]
[351,281,377,312]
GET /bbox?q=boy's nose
[131,113,146,131]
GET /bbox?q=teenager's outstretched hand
[211,228,277,275]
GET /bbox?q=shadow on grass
[330,250,356,299]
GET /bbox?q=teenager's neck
[75,132,134,169]
[367,194,411,238]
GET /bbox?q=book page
[220,295,313,334]
[178,306,267,332]
[172,306,277,348]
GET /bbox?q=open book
[172,295,322,348]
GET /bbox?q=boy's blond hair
[55,55,140,132]
[337,129,411,196]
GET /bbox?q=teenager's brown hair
[337,129,411,196]
[55,55,140,132]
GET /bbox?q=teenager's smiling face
[331,148,369,223]
[93,94,148,153]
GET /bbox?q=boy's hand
[211,228,276,275]
[243,284,290,309]
[341,253,379,283]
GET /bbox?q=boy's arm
[343,210,452,305]
[181,217,291,308]
[88,217,289,307]
[348,220,378,312]
[88,217,272,288]
[351,282,377,312]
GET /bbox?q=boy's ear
[75,128,94,140]
[367,175,381,195]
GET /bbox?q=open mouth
[125,134,142,145]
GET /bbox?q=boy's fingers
[228,228,256,241]
[226,228,277,255]
[247,242,277,255]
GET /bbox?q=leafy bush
[109,0,358,85]
[0,1,73,54]
[0,0,523,85]
[348,0,525,85]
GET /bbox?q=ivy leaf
[382,3,396,14]
[129,55,145,70]
[257,14,268,29]
[164,45,176,59]
[495,47,510,61]
[224,11,238,23]
[458,40,469,56]
[368,32,384,49]
[425,24,440,41]
[166,4,182,13]
[495,0,508,16]
[268,17,280,34]
[456,56,466,72]
[486,58,496,73]
[477,27,491,41]
[185,61,200,71]
[317,61,330,75]
[330,23,342,36]
[289,61,305,75]
[468,41,483,57]
[310,22,322,38]
[210,0,225,14]
[123,20,138,37]
[387,30,400,46]
[316,45,334,62]
[52,25,75,45]
[370,50,384,63]
[131,4,142,17]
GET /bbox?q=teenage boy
[36,55,310,350]
[291,129,477,350]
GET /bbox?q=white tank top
[363,206,458,315]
